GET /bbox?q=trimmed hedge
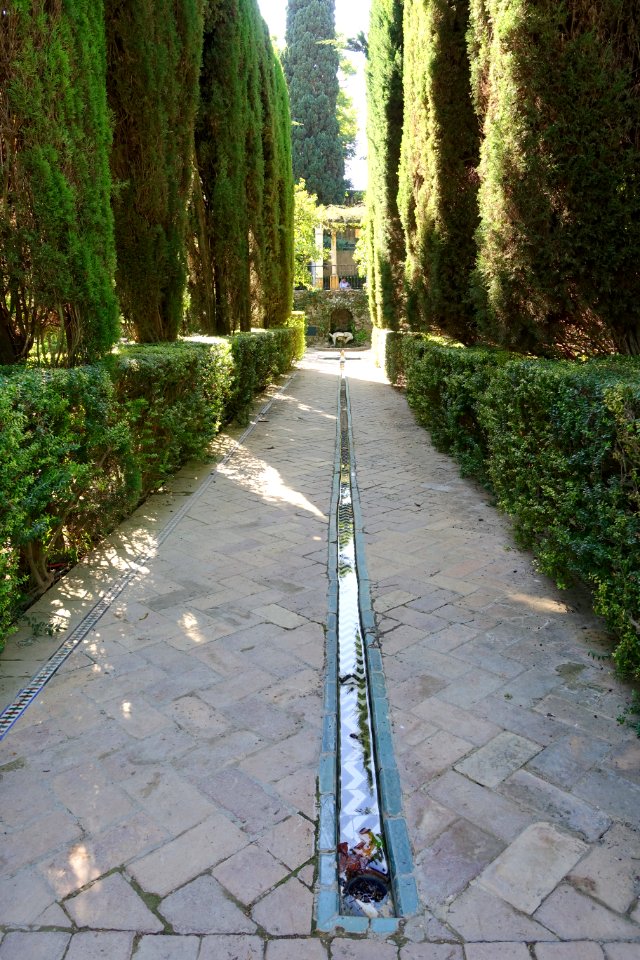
[0,328,301,648]
[394,335,640,678]
[383,329,455,387]
[227,322,304,424]
[113,342,234,492]
[383,330,412,385]
[406,342,513,485]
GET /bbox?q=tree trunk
[191,164,217,334]
[0,311,28,364]
[616,324,640,356]
[22,541,55,598]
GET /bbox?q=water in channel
[337,366,393,918]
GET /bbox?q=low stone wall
[293,289,372,342]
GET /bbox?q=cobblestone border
[316,367,419,933]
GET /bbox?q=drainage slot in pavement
[336,370,394,919]
[344,874,389,903]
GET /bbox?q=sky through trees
[258,0,370,188]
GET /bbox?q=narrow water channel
[336,362,394,918]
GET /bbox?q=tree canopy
[366,0,406,330]
[1,0,118,365]
[398,0,479,340]
[469,0,640,355]
[293,180,325,289]
[284,0,345,204]
[192,0,294,334]
[106,0,204,343]
[366,0,640,356]
[0,0,295,362]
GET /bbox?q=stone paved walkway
[1,351,639,959]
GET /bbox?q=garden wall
[293,289,371,343]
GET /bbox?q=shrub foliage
[395,335,640,677]
[0,329,301,647]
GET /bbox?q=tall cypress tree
[195,0,253,333]
[366,0,406,330]
[245,5,294,329]
[284,0,345,204]
[193,0,293,334]
[276,55,295,323]
[260,48,295,327]
[105,0,204,343]
[469,0,640,355]
[0,0,118,365]
[398,0,479,339]
[246,6,267,328]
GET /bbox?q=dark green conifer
[284,0,345,204]
[0,0,118,364]
[245,10,267,328]
[105,0,204,343]
[193,0,293,334]
[260,51,295,326]
[366,0,406,330]
[398,0,479,339]
[195,0,254,333]
[245,11,294,328]
[469,0,640,355]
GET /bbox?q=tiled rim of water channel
[316,361,418,933]
[0,373,298,742]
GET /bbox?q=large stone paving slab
[476,822,587,914]
[1,351,639,956]
[0,932,71,960]
[64,872,163,932]
[454,730,542,787]
[126,811,247,896]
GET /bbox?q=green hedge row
[387,333,640,678]
[0,326,303,647]
[228,323,304,424]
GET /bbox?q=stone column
[314,226,324,288]
[330,229,339,290]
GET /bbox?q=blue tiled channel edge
[316,367,419,933]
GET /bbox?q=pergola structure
[312,205,366,289]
